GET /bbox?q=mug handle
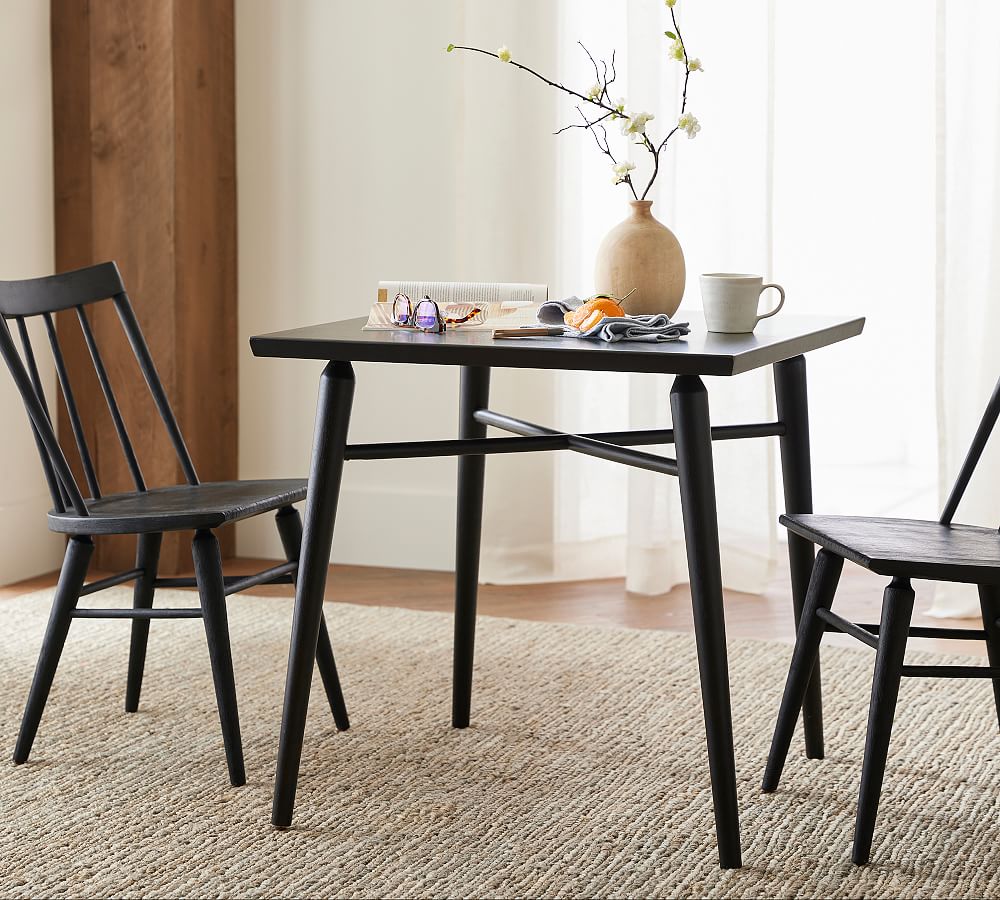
[756,283,785,323]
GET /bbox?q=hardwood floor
[0,554,986,657]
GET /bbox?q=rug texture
[0,587,997,899]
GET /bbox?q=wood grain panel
[51,0,237,572]
[172,0,238,556]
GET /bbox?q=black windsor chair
[762,376,1000,864]
[0,262,349,786]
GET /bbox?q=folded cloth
[537,296,584,325]
[537,296,690,343]
[578,313,690,343]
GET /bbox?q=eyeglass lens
[414,299,440,331]
[393,294,412,325]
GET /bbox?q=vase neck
[628,200,655,220]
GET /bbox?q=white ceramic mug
[699,273,785,334]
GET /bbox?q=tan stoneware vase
[593,200,685,316]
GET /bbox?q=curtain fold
[461,0,976,611]
[494,0,781,593]
[928,0,1000,618]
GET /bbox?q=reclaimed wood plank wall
[51,0,237,572]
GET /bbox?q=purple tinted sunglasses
[392,293,484,334]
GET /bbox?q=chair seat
[781,513,1000,585]
[48,478,307,535]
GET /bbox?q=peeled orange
[563,294,626,329]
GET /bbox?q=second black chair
[762,375,1000,864]
[0,261,349,786]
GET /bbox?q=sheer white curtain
[929,0,1000,617]
[547,0,777,594]
[475,0,942,596]
[459,0,989,610]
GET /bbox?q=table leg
[272,361,355,828]
[670,374,742,870]
[452,366,491,728]
[774,354,823,759]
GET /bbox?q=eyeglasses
[392,294,485,334]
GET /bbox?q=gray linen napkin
[537,296,690,343]
[537,296,584,325]
[579,313,690,343]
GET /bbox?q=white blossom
[621,111,654,139]
[497,45,512,63]
[612,161,636,185]
[678,112,701,139]
[611,97,627,119]
[587,83,603,102]
[687,57,703,72]
[668,39,685,62]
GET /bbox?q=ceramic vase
[593,200,685,316]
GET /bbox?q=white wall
[0,2,62,582]
[236,1,560,570]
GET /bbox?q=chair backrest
[939,376,1000,526]
[0,262,198,517]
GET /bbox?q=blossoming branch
[447,0,701,201]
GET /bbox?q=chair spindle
[76,306,146,492]
[43,312,100,499]
[112,294,199,486]
[14,317,67,513]
[0,317,87,515]
[940,375,1000,526]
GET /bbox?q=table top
[250,312,865,376]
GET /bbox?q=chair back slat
[939,376,1000,526]
[113,293,199,486]
[0,262,201,511]
[14,318,67,513]
[0,316,87,515]
[43,312,101,499]
[76,306,146,492]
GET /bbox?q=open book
[365,280,548,331]
[376,280,547,305]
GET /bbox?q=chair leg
[275,506,349,730]
[763,548,844,792]
[977,584,1000,731]
[125,532,162,712]
[14,535,93,764]
[192,529,245,787]
[852,576,914,865]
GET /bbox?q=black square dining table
[250,311,865,869]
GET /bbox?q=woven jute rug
[0,587,997,899]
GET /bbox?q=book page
[377,281,547,305]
